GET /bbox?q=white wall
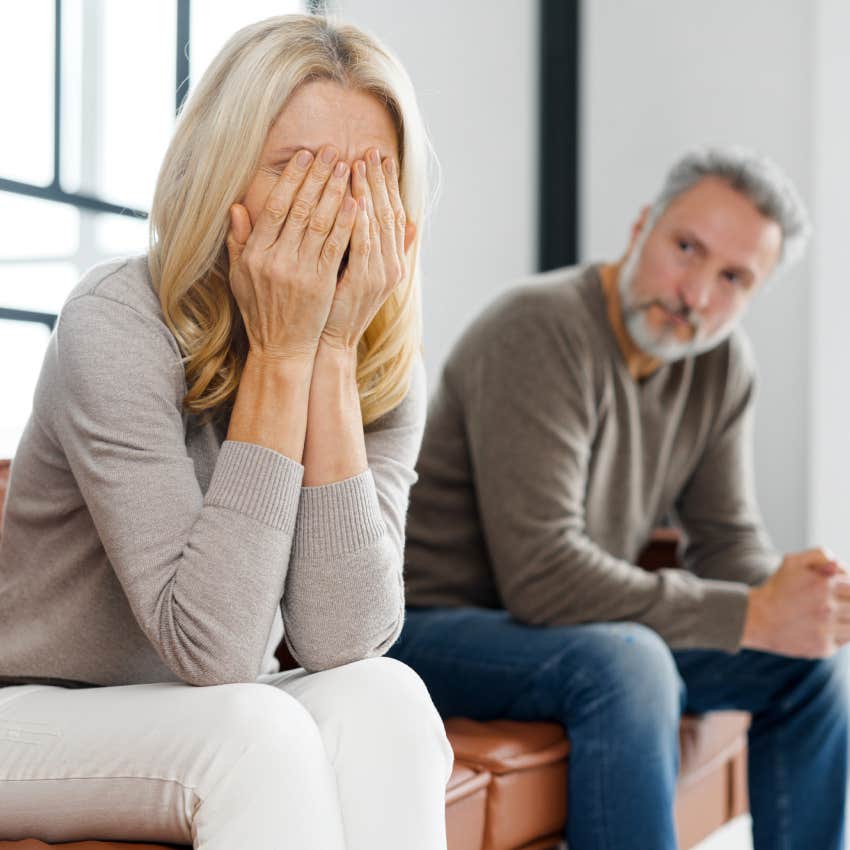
[332,1,846,558]
[580,0,815,553]
[810,0,850,559]
[332,0,539,382]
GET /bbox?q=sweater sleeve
[461,305,751,652]
[282,357,427,672]
[52,293,304,686]
[675,333,780,586]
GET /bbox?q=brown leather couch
[0,458,749,849]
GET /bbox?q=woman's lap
[0,658,450,847]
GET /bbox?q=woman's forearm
[227,350,315,462]
[302,341,368,486]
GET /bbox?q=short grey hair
[649,146,811,274]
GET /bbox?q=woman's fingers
[383,156,407,264]
[352,159,380,247]
[318,194,358,276]
[301,159,351,265]
[248,150,314,250]
[365,148,401,285]
[277,145,340,255]
[347,195,371,280]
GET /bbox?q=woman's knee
[200,682,326,765]
[303,657,453,778]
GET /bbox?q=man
[388,147,850,850]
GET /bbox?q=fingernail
[297,150,313,167]
[369,148,381,165]
[355,160,366,178]
[321,146,338,164]
[335,161,348,177]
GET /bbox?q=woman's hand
[319,148,409,352]
[226,145,358,362]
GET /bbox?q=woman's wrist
[246,345,318,371]
[315,337,359,373]
[227,349,315,462]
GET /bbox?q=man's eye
[722,271,740,285]
[677,239,693,253]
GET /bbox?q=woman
[0,14,452,849]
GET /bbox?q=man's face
[618,177,784,362]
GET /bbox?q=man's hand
[741,547,850,658]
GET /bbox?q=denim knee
[545,622,682,731]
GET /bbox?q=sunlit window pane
[0,320,52,459]
[189,0,305,87]
[59,0,84,193]
[95,212,149,257]
[0,193,79,259]
[0,0,55,187]
[0,263,78,315]
[61,0,176,211]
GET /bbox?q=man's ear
[627,205,651,252]
[404,221,417,255]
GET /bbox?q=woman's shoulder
[58,254,180,358]
[63,254,160,320]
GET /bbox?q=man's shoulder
[452,265,604,360]
[488,263,599,324]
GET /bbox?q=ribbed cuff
[692,581,752,652]
[205,440,303,533]
[293,469,386,559]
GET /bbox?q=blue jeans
[387,607,849,850]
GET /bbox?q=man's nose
[678,274,712,313]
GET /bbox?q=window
[0,0,308,457]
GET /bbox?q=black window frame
[538,0,580,272]
[0,0,329,333]
[0,0,192,331]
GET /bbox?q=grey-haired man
[389,148,849,850]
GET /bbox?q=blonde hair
[148,14,432,425]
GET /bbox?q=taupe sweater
[404,264,779,652]
[0,255,425,687]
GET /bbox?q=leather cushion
[445,719,569,850]
[679,710,750,785]
[0,838,174,850]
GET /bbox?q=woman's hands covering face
[225,144,407,362]
[226,145,354,362]
[319,148,408,352]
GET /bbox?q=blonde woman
[0,14,452,849]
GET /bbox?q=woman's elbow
[163,643,263,687]
[287,608,404,673]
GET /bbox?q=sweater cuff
[205,440,303,533]
[692,581,752,652]
[293,469,386,560]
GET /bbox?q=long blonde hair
[148,15,432,425]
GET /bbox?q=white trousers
[0,657,454,849]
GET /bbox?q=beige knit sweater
[404,264,779,652]
[0,255,425,687]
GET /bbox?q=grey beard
[618,245,737,363]
[621,304,732,362]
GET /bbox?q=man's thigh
[389,607,683,722]
[674,646,850,715]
